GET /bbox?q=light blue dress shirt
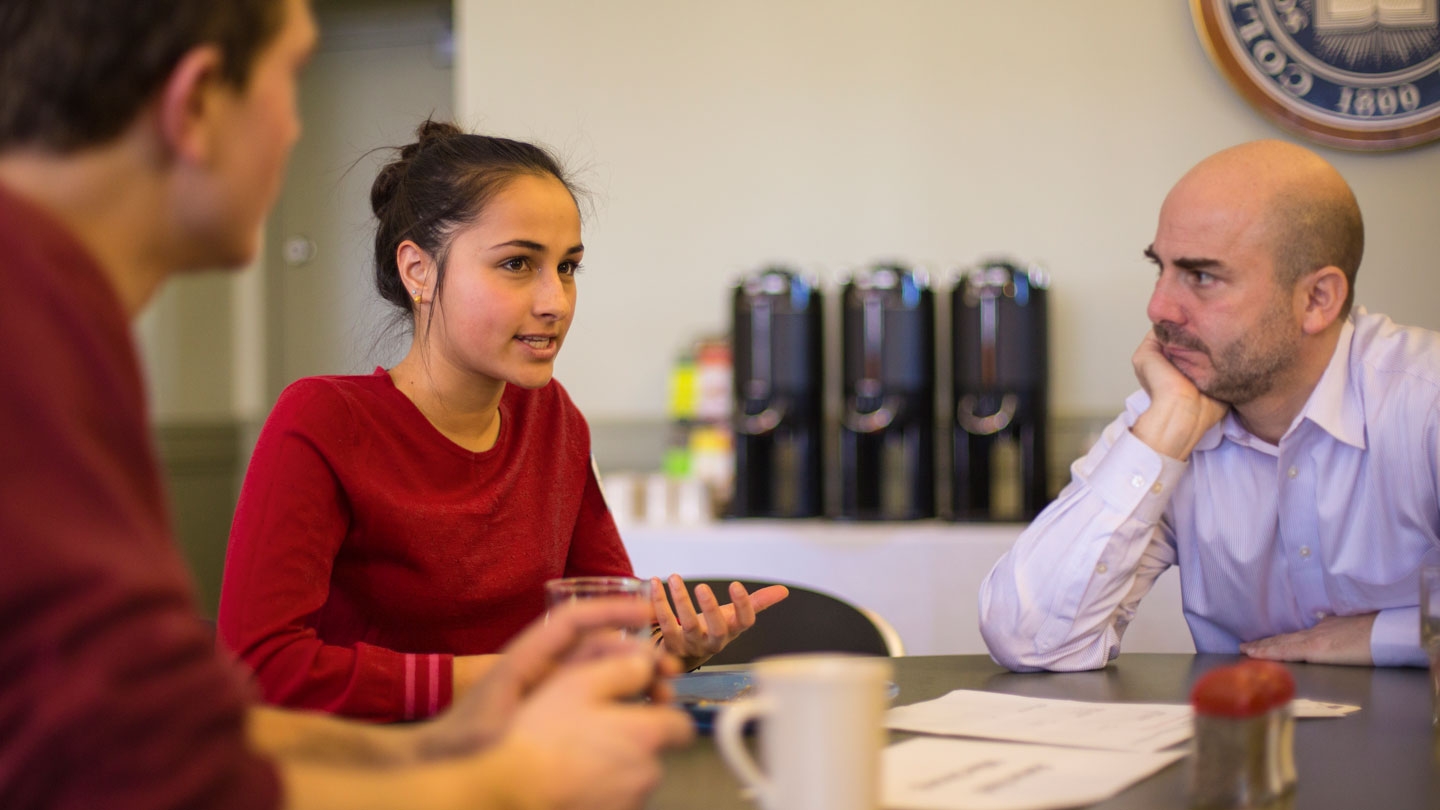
[980,309,1440,671]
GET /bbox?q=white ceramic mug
[715,654,893,810]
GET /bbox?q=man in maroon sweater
[0,1,691,809]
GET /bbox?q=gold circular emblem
[1192,0,1440,151]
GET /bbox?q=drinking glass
[1420,565,1440,727]
[543,576,650,637]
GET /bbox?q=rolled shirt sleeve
[980,411,1187,672]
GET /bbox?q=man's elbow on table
[980,627,1115,673]
[977,587,1114,673]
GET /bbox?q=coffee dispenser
[730,267,824,518]
[838,264,935,520]
[951,259,1050,521]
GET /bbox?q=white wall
[137,0,454,422]
[262,9,454,393]
[136,268,253,422]
[457,0,1440,422]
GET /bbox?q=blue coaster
[672,670,898,734]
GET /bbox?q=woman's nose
[533,269,573,320]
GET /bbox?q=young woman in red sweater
[218,121,786,722]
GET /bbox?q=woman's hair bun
[414,118,463,147]
[371,118,467,216]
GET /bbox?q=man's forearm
[1239,613,1378,666]
[980,419,1184,672]
[247,705,420,769]
[453,653,503,697]
[274,753,520,810]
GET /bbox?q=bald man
[980,140,1440,672]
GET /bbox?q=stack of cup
[1188,659,1297,808]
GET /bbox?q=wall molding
[154,420,246,617]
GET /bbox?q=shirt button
[1299,546,1311,558]
[1287,466,1298,479]
[1314,610,1327,621]
[1151,482,1163,494]
[1131,475,1145,489]
[1095,563,1109,574]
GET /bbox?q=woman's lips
[515,334,559,358]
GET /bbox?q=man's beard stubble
[1152,313,1298,406]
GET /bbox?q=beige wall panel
[456,0,1440,420]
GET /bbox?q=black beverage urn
[951,258,1050,521]
[838,263,935,520]
[730,267,824,518]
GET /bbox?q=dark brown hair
[1268,186,1365,317]
[0,0,287,152]
[370,119,581,319]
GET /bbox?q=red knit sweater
[218,371,632,722]
[0,182,280,808]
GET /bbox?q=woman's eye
[559,261,584,276]
[501,257,530,272]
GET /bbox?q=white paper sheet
[1291,698,1362,717]
[883,737,1185,810]
[885,690,1193,753]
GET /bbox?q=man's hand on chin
[1129,332,1228,461]
[1238,613,1377,666]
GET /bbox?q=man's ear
[1299,265,1348,335]
[155,45,225,165]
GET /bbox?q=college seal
[1192,0,1440,150]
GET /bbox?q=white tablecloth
[620,520,1193,657]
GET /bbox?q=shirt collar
[1191,315,1364,454]
[1296,314,1365,450]
[1193,410,1250,454]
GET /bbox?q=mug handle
[715,697,771,804]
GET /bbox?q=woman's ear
[155,45,225,165]
[396,240,433,305]
[1299,265,1348,335]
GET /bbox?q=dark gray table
[649,654,1440,809]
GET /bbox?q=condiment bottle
[1189,659,1297,808]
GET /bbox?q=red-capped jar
[1189,659,1297,808]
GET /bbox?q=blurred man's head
[1,0,288,152]
[0,0,316,271]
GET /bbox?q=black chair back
[670,578,900,666]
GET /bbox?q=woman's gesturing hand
[650,575,790,670]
